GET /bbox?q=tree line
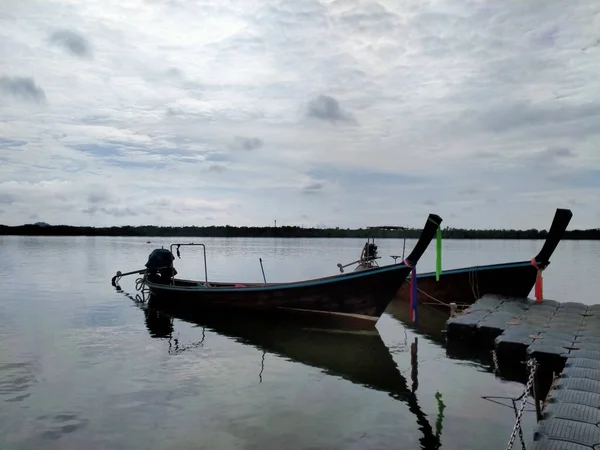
[0,224,599,239]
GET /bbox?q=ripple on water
[35,412,89,440]
[0,361,38,403]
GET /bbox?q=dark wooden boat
[397,208,572,308]
[139,303,445,449]
[339,208,571,310]
[133,213,443,329]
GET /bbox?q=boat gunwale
[145,261,413,293]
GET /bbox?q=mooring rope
[135,275,150,295]
[417,287,470,311]
[468,266,481,302]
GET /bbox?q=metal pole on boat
[402,237,406,261]
[259,258,267,283]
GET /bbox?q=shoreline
[1,224,598,240]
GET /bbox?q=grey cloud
[544,146,574,159]
[336,4,400,34]
[49,30,92,58]
[0,193,16,204]
[165,67,183,78]
[234,136,263,151]
[529,146,576,170]
[488,101,598,134]
[88,191,112,204]
[307,95,355,124]
[458,187,480,196]
[0,138,26,148]
[0,76,46,103]
[302,181,325,194]
[456,100,600,136]
[208,164,226,173]
[83,206,138,217]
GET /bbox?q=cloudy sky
[0,0,599,229]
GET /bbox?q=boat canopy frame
[169,243,208,286]
[366,226,409,263]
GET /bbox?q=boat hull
[146,263,414,329]
[396,261,538,307]
[395,207,573,309]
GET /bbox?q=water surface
[0,236,598,449]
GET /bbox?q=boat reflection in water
[137,293,446,450]
[385,296,495,371]
[385,297,449,345]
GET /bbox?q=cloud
[83,205,139,217]
[233,136,263,150]
[302,181,326,195]
[543,146,574,160]
[48,30,92,58]
[0,0,598,229]
[306,95,356,124]
[0,76,46,103]
[0,179,237,226]
[208,164,226,173]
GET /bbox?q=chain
[506,358,538,450]
[491,349,500,376]
[510,399,527,450]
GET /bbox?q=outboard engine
[365,242,378,260]
[145,248,177,284]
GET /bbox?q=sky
[0,0,599,229]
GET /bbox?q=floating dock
[446,295,600,449]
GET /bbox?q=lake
[0,236,598,449]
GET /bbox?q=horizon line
[1,223,599,232]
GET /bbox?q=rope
[417,287,470,310]
[259,350,266,383]
[135,274,150,295]
[506,359,538,450]
[530,258,544,302]
[468,266,481,302]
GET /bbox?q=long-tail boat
[112,213,443,329]
[340,208,572,309]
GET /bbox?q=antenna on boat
[259,258,267,283]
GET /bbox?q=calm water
[0,236,598,450]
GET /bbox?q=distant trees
[0,223,598,239]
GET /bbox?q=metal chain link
[511,398,527,450]
[491,349,500,376]
[506,358,538,450]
